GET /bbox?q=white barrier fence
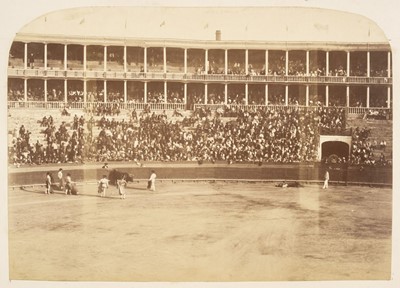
[7,67,392,84]
[7,101,392,116]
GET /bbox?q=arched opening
[321,141,349,162]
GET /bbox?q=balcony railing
[194,104,317,113]
[194,104,392,116]
[7,67,392,85]
[7,101,392,117]
[7,101,186,111]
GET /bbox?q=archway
[321,141,350,161]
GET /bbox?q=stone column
[184,48,187,74]
[83,45,87,71]
[64,45,68,70]
[144,47,147,73]
[326,51,329,76]
[225,49,228,75]
[104,46,107,72]
[205,49,208,74]
[285,50,289,76]
[163,47,167,73]
[245,49,249,75]
[124,46,127,73]
[44,43,47,70]
[346,51,350,76]
[24,43,28,69]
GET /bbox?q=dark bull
[108,169,134,185]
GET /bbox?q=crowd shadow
[18,184,150,199]
[126,185,148,191]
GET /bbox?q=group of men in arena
[44,168,157,199]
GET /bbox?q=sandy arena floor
[8,181,392,282]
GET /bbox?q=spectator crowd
[9,104,391,167]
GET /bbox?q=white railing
[7,101,186,111]
[8,101,68,109]
[7,101,392,116]
[193,104,392,115]
[194,104,319,113]
[65,70,85,78]
[7,67,392,84]
[347,106,391,115]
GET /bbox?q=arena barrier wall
[8,163,392,187]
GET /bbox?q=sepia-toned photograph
[1,1,399,288]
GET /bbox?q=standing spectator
[57,168,64,190]
[148,170,157,191]
[65,173,72,195]
[28,53,35,68]
[117,174,127,199]
[98,175,109,197]
[45,172,52,194]
[323,169,330,189]
[380,140,387,151]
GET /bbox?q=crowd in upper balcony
[350,65,367,77]
[9,42,391,80]
[370,68,389,77]
[8,82,24,101]
[328,66,347,77]
[8,80,391,115]
[206,94,223,104]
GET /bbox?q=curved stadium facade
[7,7,392,112]
[6,7,393,172]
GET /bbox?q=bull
[108,169,134,186]
[275,181,303,188]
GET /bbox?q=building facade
[7,7,393,114]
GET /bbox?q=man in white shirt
[148,170,157,191]
[98,175,109,197]
[323,170,329,189]
[57,168,64,190]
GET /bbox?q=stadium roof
[16,6,389,46]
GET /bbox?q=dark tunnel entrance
[321,141,350,161]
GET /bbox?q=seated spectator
[8,102,390,168]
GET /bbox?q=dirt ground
[8,181,392,282]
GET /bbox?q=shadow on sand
[18,185,150,199]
